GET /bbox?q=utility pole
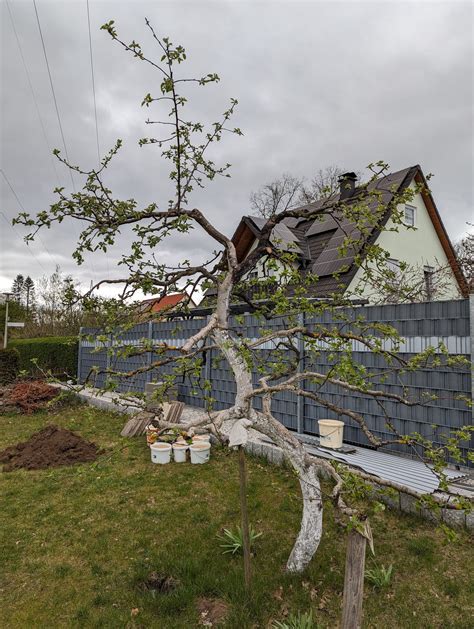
[3,292,12,349]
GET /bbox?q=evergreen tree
[22,276,36,317]
[11,274,24,304]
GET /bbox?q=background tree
[22,276,36,317]
[11,274,24,304]
[15,18,472,577]
[33,266,83,336]
[250,173,303,218]
[455,230,473,292]
[249,166,357,219]
[299,164,347,202]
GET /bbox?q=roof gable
[231,165,468,297]
[141,293,194,314]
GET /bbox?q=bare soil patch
[0,424,100,471]
[138,571,180,594]
[196,597,230,626]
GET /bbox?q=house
[232,165,468,304]
[139,293,197,318]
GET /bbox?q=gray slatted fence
[78,298,473,461]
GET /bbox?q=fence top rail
[79,298,470,345]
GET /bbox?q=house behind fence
[78,298,473,463]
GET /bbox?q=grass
[1,404,473,628]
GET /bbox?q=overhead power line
[31,0,97,285]
[32,0,75,191]
[0,170,50,276]
[1,169,58,270]
[86,0,101,164]
[6,0,61,188]
[0,210,47,275]
[85,0,110,280]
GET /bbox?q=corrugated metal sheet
[301,440,466,494]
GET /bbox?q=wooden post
[238,445,251,590]
[341,529,367,629]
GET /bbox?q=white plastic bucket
[189,442,211,464]
[192,434,211,443]
[150,442,172,464]
[172,443,188,463]
[318,420,344,449]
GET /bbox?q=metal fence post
[147,320,154,384]
[470,295,474,450]
[296,312,305,434]
[77,326,83,383]
[106,334,111,372]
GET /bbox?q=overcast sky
[1,0,473,295]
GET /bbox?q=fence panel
[78,299,472,460]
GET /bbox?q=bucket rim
[189,442,211,451]
[317,419,344,427]
[151,442,172,450]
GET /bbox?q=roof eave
[413,169,469,297]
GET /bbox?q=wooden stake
[341,529,367,629]
[238,445,251,590]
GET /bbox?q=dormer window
[404,204,416,227]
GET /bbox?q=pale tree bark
[250,404,324,572]
[190,252,325,572]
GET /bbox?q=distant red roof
[140,293,192,314]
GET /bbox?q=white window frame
[404,204,416,227]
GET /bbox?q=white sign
[7,322,25,328]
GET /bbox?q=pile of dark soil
[0,424,100,472]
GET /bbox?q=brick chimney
[338,172,358,200]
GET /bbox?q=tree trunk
[341,529,367,629]
[211,270,324,574]
[250,409,324,573]
[286,463,323,572]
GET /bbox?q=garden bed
[1,404,473,628]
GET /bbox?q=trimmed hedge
[0,348,20,384]
[9,337,78,377]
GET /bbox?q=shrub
[9,337,78,378]
[0,348,20,385]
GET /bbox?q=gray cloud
[1,0,472,295]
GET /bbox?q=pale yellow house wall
[243,239,291,279]
[346,183,462,302]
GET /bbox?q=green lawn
[1,404,472,628]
